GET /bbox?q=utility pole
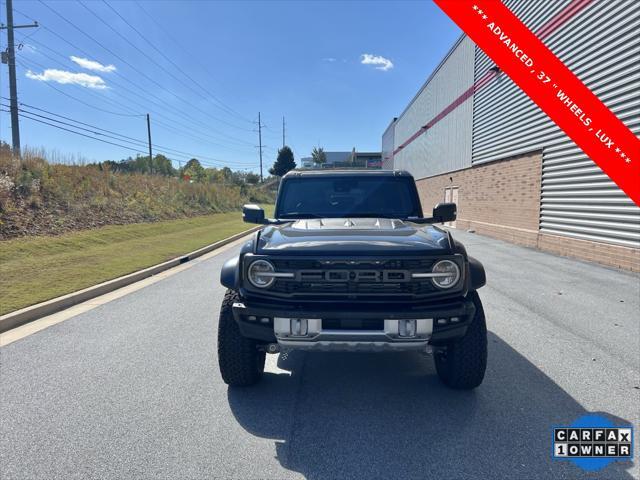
[282,116,285,149]
[1,0,38,156]
[258,111,263,182]
[146,113,153,173]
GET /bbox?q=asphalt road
[1,230,639,479]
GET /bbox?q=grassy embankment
[0,148,274,239]
[0,206,274,315]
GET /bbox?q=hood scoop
[292,217,405,231]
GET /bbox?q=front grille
[322,319,385,330]
[265,257,444,297]
[271,279,436,295]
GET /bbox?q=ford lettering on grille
[296,270,411,282]
[265,258,441,297]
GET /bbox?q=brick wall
[538,233,640,272]
[417,150,543,239]
[415,151,640,272]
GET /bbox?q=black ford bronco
[218,170,487,389]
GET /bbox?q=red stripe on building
[434,0,640,204]
[536,0,593,40]
[393,0,594,157]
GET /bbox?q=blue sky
[1,0,460,172]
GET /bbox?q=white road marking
[0,237,247,347]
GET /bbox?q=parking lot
[1,229,638,479]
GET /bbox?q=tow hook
[259,343,280,354]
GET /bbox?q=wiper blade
[277,212,323,219]
[406,216,436,224]
[279,213,407,219]
[345,213,396,218]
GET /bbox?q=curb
[0,226,260,334]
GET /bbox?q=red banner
[433,0,640,206]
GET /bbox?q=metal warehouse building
[382,0,639,271]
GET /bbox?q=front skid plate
[276,339,431,352]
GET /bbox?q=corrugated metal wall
[392,36,475,179]
[382,119,396,169]
[472,0,640,247]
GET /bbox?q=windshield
[275,176,422,219]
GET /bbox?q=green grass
[0,207,274,315]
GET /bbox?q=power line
[7,6,263,167]
[1,0,38,154]
[1,108,149,154]
[14,56,152,123]
[16,52,193,133]
[15,53,144,117]
[36,0,255,140]
[80,0,253,133]
[0,100,258,166]
[13,5,255,147]
[1,107,259,171]
[10,7,263,151]
[2,107,258,170]
[150,117,254,154]
[31,81,144,117]
[133,0,254,124]
[3,97,142,141]
[15,53,256,150]
[100,0,253,128]
[1,102,144,142]
[261,121,286,142]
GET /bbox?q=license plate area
[322,318,385,331]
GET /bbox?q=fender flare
[220,256,240,290]
[468,256,486,290]
[220,232,259,290]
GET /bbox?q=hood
[256,218,451,255]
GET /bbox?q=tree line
[96,155,262,186]
[268,145,328,176]
[24,141,331,184]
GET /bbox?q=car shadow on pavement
[227,332,635,480]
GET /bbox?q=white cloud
[323,57,337,62]
[360,53,394,71]
[26,69,108,89]
[70,56,116,73]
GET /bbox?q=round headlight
[247,259,276,288]
[431,260,460,289]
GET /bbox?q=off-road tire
[217,290,265,386]
[434,291,487,389]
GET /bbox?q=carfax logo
[552,414,634,472]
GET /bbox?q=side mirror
[242,204,266,224]
[432,202,456,223]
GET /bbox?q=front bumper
[231,297,476,351]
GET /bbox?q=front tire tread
[217,290,265,387]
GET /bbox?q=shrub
[0,148,274,239]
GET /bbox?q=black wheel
[434,291,487,389]
[217,290,265,386]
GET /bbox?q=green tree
[131,155,152,174]
[245,172,260,184]
[311,147,326,167]
[182,158,206,182]
[152,154,175,176]
[204,167,219,183]
[220,166,233,182]
[269,146,296,176]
